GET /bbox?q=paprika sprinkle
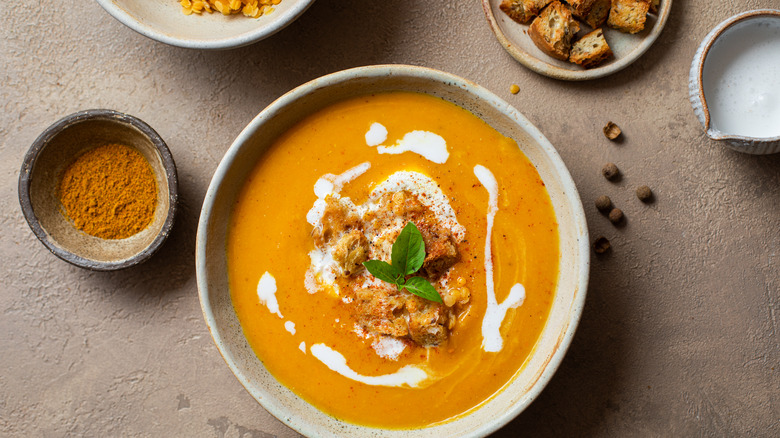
[58,143,157,240]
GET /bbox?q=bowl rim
[196,64,589,436]
[95,0,317,50]
[690,9,780,144]
[18,109,179,271]
[481,0,673,81]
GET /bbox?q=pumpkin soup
[228,91,559,428]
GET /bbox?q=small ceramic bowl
[689,9,780,154]
[197,65,589,437]
[19,110,178,271]
[95,0,316,50]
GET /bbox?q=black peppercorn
[636,185,653,202]
[595,195,612,213]
[608,208,624,224]
[602,162,619,181]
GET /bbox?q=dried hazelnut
[608,208,624,224]
[603,121,622,140]
[594,237,611,254]
[636,185,653,202]
[595,195,612,213]
[602,162,619,181]
[510,84,520,94]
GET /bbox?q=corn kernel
[178,0,282,18]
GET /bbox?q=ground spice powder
[58,143,157,240]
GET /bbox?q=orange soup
[228,92,559,428]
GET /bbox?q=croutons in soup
[228,92,559,428]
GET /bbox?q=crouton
[649,0,659,14]
[565,0,596,16]
[582,0,611,28]
[351,278,452,347]
[570,28,614,68]
[332,229,369,276]
[607,0,650,34]
[406,297,449,346]
[314,196,361,246]
[353,281,409,338]
[365,316,409,338]
[421,229,459,276]
[499,0,553,24]
[528,1,581,61]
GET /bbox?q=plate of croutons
[482,0,671,80]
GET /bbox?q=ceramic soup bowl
[196,65,590,437]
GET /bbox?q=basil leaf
[392,222,426,275]
[362,222,440,303]
[362,260,402,285]
[402,276,443,303]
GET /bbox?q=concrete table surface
[1,1,777,436]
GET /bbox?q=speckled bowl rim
[196,65,589,437]
[481,0,673,81]
[689,9,780,148]
[18,109,179,271]
[95,0,317,50]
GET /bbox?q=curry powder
[58,143,157,240]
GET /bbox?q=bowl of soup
[196,65,589,436]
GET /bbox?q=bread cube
[607,0,650,34]
[583,0,611,28]
[499,0,553,24]
[650,0,660,13]
[569,28,614,68]
[528,1,581,61]
[565,0,596,16]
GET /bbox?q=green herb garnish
[362,222,443,303]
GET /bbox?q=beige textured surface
[1,1,777,436]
